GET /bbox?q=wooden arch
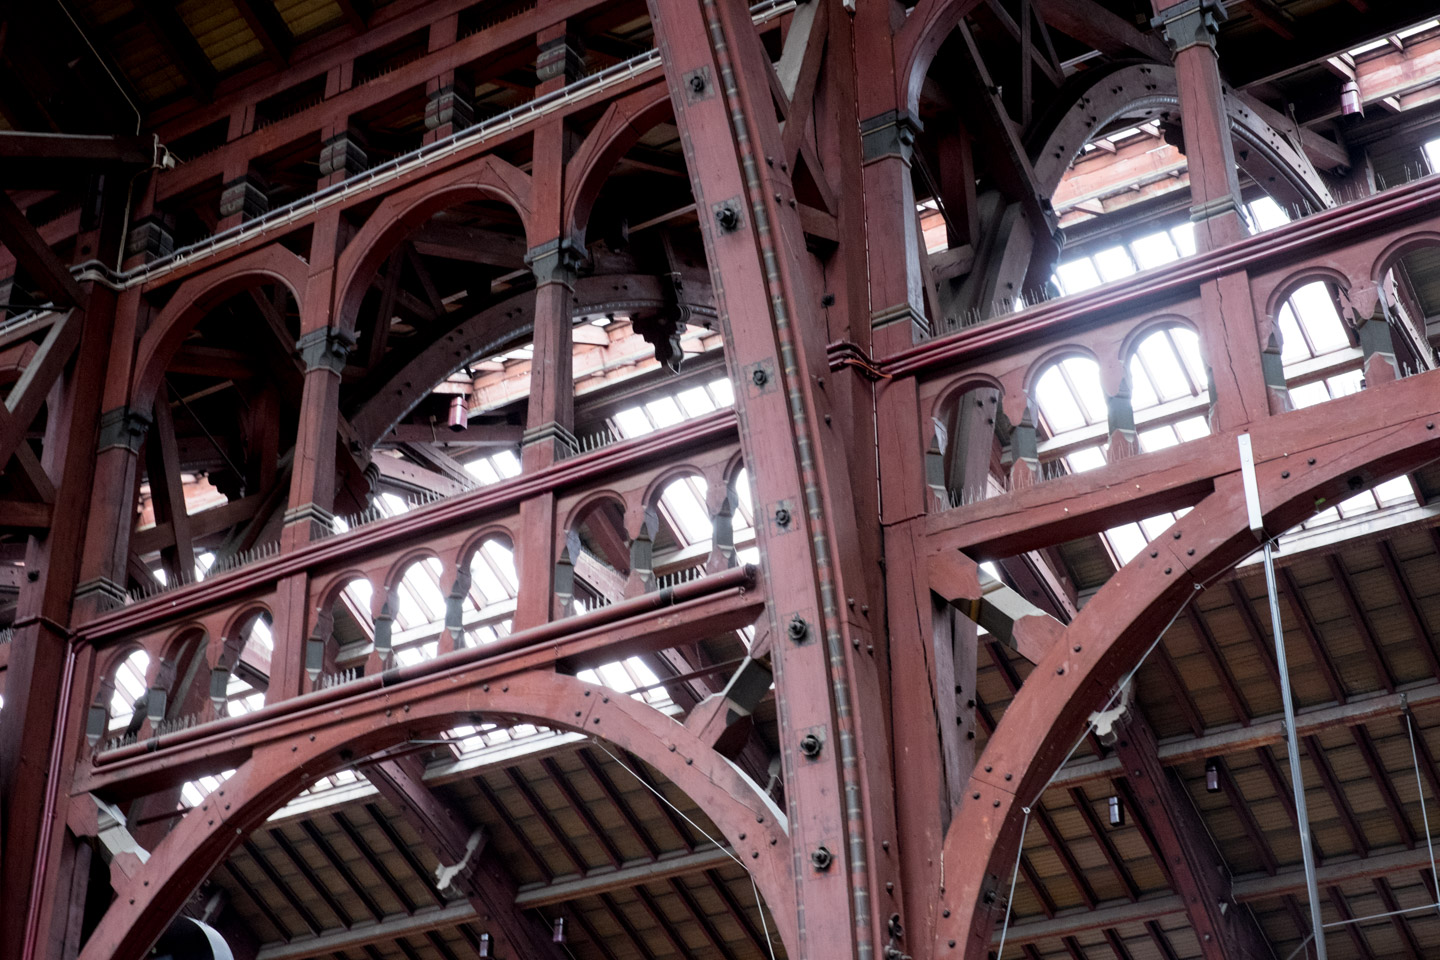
[75,668,797,960]
[932,371,1440,960]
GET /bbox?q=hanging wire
[588,739,780,960]
[1404,702,1440,915]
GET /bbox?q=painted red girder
[932,368,1440,960]
[76,567,764,798]
[72,666,794,960]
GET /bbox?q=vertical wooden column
[1153,0,1270,430]
[0,279,116,960]
[75,176,166,617]
[272,213,350,701]
[512,21,583,631]
[423,15,471,145]
[646,0,902,955]
[1152,0,1244,251]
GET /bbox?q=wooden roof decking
[978,521,1440,960]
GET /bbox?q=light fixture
[478,933,490,957]
[1341,80,1362,116]
[448,394,468,431]
[552,917,566,943]
[1206,759,1221,793]
[1108,795,1124,826]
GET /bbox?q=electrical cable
[589,739,779,960]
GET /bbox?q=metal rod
[1262,537,1329,960]
[1402,706,1440,917]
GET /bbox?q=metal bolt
[716,205,740,231]
[689,73,706,93]
[800,733,823,757]
[775,507,791,526]
[811,846,834,870]
[788,614,809,642]
[752,368,768,386]
[1281,470,1290,479]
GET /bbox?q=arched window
[1128,327,1210,453]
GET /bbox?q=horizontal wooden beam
[249,851,735,960]
[997,843,1440,948]
[0,132,154,164]
[0,499,51,529]
[1049,677,1440,790]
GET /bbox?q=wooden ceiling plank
[332,810,418,914]
[1376,540,1440,679]
[1215,759,1284,880]
[597,892,660,960]
[1184,609,1255,725]
[1327,885,1379,960]
[1351,725,1418,848]
[1144,920,1182,960]
[502,766,590,876]
[1017,853,1057,919]
[1279,567,1349,705]
[702,869,772,955]
[269,827,355,928]
[1152,643,1205,737]
[362,803,446,908]
[221,860,294,942]
[566,908,622,960]
[1326,554,1398,693]
[133,0,218,101]
[241,841,324,936]
[1304,733,1371,857]
[1373,876,1424,960]
[1066,786,1140,901]
[666,878,737,960]
[631,885,700,960]
[1225,581,1285,690]
[619,750,697,853]
[1032,803,1098,909]
[539,757,626,870]
[232,0,293,65]
[474,775,555,883]
[577,748,662,859]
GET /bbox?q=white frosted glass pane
[1288,381,1331,408]
[1137,334,1190,403]
[1374,476,1416,505]
[1276,303,1309,364]
[1107,524,1148,564]
[1175,417,1210,442]
[1093,246,1137,282]
[1062,357,1108,425]
[1291,283,1349,355]
[645,396,684,427]
[1248,197,1290,232]
[1067,447,1107,472]
[1137,426,1179,452]
[1035,367,1085,433]
[1056,259,1102,295]
[1128,356,1159,410]
[1171,223,1197,258]
[1131,231,1179,269]
[677,387,715,417]
[614,407,654,437]
[709,377,735,407]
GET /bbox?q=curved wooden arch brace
[562,81,676,250]
[1030,63,1332,213]
[75,668,796,960]
[130,244,310,417]
[896,0,988,116]
[332,155,535,335]
[349,272,717,447]
[932,371,1440,960]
